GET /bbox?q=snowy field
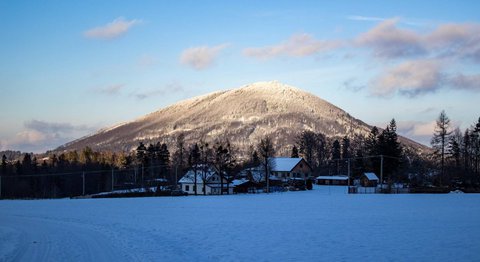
[1,186,480,262]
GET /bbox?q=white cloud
[397,120,436,145]
[1,120,96,153]
[370,59,444,97]
[243,33,341,60]
[426,23,480,61]
[132,82,184,100]
[448,73,480,91]
[180,44,229,70]
[84,17,142,40]
[355,18,426,59]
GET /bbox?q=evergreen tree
[378,119,402,182]
[296,131,316,167]
[472,117,480,175]
[314,133,328,168]
[331,140,341,160]
[172,134,186,176]
[291,145,299,158]
[431,110,452,185]
[136,142,148,185]
[159,143,170,180]
[251,150,260,167]
[1,154,7,175]
[342,136,351,160]
[448,128,462,169]
[331,139,341,175]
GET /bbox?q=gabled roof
[269,157,308,172]
[178,165,222,183]
[363,172,379,181]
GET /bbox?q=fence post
[111,168,114,192]
[82,172,85,196]
[347,159,351,187]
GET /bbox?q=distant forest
[1,112,479,198]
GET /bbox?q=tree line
[431,111,480,188]
[2,112,479,198]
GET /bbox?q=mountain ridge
[57,81,429,157]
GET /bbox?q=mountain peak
[58,82,428,156]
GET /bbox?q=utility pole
[141,163,144,187]
[175,165,178,189]
[380,155,384,190]
[266,165,270,193]
[82,171,85,196]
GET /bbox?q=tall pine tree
[431,110,451,185]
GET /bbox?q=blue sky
[1,0,479,153]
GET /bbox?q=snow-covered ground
[1,186,479,261]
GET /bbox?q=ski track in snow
[1,186,480,261]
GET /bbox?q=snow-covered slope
[58,81,427,155]
[1,188,479,261]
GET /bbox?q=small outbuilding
[361,172,379,187]
[232,179,263,193]
[316,175,349,185]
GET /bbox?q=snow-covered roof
[232,179,249,186]
[316,176,349,180]
[363,172,379,181]
[269,157,305,172]
[178,165,223,183]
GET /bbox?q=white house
[178,165,233,195]
[269,157,312,181]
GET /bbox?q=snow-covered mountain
[57,81,428,156]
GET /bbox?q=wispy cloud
[180,44,229,70]
[342,77,365,92]
[1,120,96,153]
[352,18,480,97]
[244,33,341,60]
[355,18,426,59]
[426,23,480,61]
[370,59,444,97]
[397,120,437,145]
[347,15,386,22]
[448,73,480,91]
[95,84,124,95]
[84,17,142,40]
[132,82,184,100]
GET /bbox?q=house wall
[182,183,211,195]
[317,179,348,185]
[291,160,312,179]
[360,177,378,187]
[182,182,232,195]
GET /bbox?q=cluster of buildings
[177,157,384,195]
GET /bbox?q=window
[185,185,190,191]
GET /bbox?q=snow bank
[1,186,479,261]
